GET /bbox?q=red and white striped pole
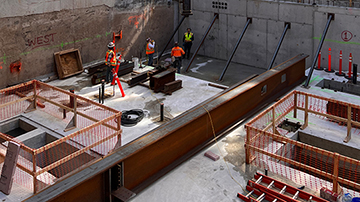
[336,50,345,76]
[325,48,334,73]
[346,53,353,79]
[316,51,323,70]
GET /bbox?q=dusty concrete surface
[0,1,173,88]
[127,65,360,202]
[47,65,225,146]
[182,55,266,87]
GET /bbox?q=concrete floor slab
[181,55,266,87]
[5,55,360,201]
[129,62,360,201]
[48,66,225,146]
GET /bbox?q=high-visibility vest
[105,50,117,66]
[184,32,193,42]
[146,42,155,55]
[171,46,185,57]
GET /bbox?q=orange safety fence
[245,90,360,197]
[0,80,122,193]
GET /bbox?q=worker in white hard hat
[105,42,117,83]
[146,37,155,66]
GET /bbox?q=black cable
[120,109,145,127]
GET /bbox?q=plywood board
[54,49,83,79]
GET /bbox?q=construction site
[1,0,360,201]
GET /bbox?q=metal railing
[245,90,360,196]
[0,80,122,193]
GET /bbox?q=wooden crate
[54,49,83,79]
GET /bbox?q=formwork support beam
[218,18,252,81]
[185,13,219,72]
[267,22,290,70]
[157,16,187,63]
[303,13,334,88]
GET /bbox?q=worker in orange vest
[146,37,155,66]
[171,42,185,73]
[105,42,117,83]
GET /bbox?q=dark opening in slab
[292,131,360,192]
[0,118,36,138]
[277,119,301,132]
[316,78,360,96]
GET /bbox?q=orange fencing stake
[346,53,353,79]
[325,48,334,73]
[336,50,345,76]
[316,51,323,70]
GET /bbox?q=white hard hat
[108,42,115,49]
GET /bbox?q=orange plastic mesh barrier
[245,90,360,197]
[0,80,122,193]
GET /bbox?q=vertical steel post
[157,16,186,63]
[218,18,251,81]
[293,92,298,119]
[33,81,37,110]
[185,13,219,72]
[353,64,357,84]
[303,14,333,88]
[160,103,164,122]
[99,87,101,103]
[63,108,66,119]
[267,23,290,71]
[101,79,105,104]
[73,96,77,128]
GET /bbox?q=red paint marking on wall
[116,47,125,54]
[27,33,56,49]
[10,60,22,73]
[341,30,353,42]
[128,9,149,29]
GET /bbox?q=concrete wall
[0,0,174,88]
[181,0,360,72]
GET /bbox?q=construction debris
[204,151,220,161]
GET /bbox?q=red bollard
[336,50,345,76]
[111,59,125,97]
[325,48,334,73]
[346,53,353,79]
[316,51,323,70]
